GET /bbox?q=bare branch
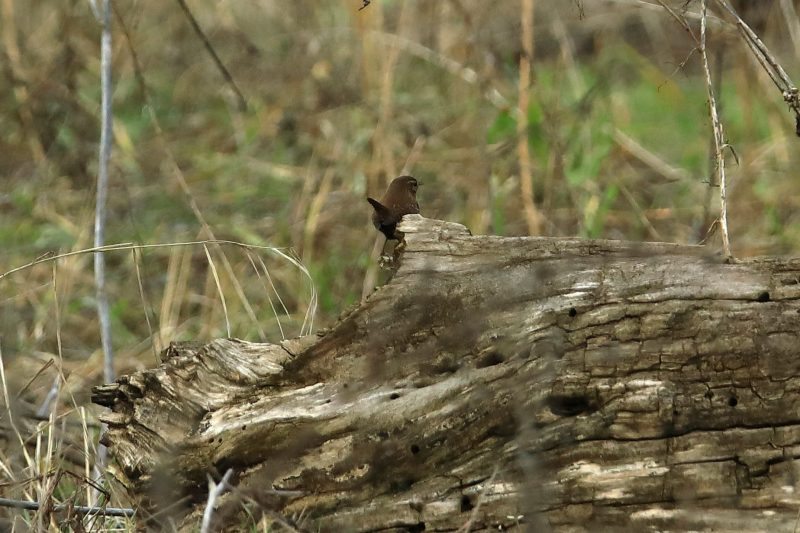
[96,0,115,386]
[200,469,234,533]
[174,0,247,111]
[699,0,732,260]
[655,0,699,43]
[93,0,115,505]
[0,497,135,517]
[712,0,800,132]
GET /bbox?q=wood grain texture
[93,215,800,531]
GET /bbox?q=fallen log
[92,215,800,531]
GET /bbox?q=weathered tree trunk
[92,216,800,531]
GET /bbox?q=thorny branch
[699,0,732,260]
[711,0,800,133]
[661,0,800,134]
[200,469,234,533]
[0,497,135,517]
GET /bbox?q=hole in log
[407,522,426,532]
[488,417,517,438]
[410,444,421,455]
[241,425,247,431]
[390,477,415,492]
[460,495,474,512]
[476,350,504,368]
[729,396,738,407]
[704,390,714,399]
[547,395,593,416]
[662,419,681,438]
[757,291,770,302]
[390,392,400,400]
[568,307,578,317]
[432,358,460,375]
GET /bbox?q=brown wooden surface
[93,215,800,531]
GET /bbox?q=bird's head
[390,175,419,197]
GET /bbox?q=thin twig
[93,0,115,503]
[619,183,664,241]
[712,0,794,92]
[0,496,135,517]
[16,359,54,400]
[711,0,800,130]
[174,0,247,111]
[200,469,234,533]
[700,0,733,260]
[779,0,800,61]
[458,465,499,533]
[655,0,699,43]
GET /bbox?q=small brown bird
[367,176,420,240]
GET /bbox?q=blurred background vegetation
[1,0,800,526]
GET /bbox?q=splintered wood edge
[398,214,709,255]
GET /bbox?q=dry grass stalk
[204,244,231,337]
[518,0,544,235]
[133,248,162,362]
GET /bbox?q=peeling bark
[92,216,800,531]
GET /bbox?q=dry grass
[2,0,800,528]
